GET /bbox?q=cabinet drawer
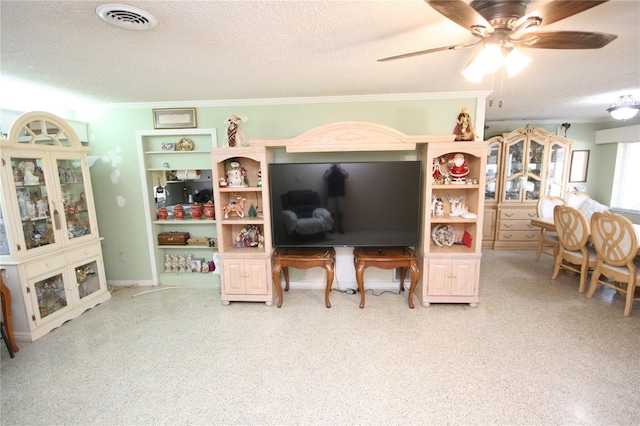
[498,220,537,232]
[26,254,66,279]
[497,230,539,242]
[67,243,102,264]
[499,209,537,220]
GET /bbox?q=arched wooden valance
[251,121,454,152]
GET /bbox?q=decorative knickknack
[225,115,248,147]
[190,202,203,219]
[453,107,476,142]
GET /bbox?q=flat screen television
[269,161,422,248]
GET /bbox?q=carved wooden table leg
[353,247,419,309]
[272,248,336,308]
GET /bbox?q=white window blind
[612,142,640,212]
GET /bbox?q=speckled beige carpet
[2,249,639,425]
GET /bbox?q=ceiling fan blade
[378,40,481,62]
[426,0,492,31]
[514,31,617,49]
[514,0,609,29]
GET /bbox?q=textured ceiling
[1,0,638,123]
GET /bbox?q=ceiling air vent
[96,4,158,30]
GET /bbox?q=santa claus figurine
[448,153,469,183]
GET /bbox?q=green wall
[87,98,478,282]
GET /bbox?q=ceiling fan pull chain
[498,67,505,108]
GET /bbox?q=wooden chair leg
[535,230,545,260]
[1,323,15,358]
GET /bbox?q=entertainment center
[214,121,487,308]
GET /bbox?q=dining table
[530,216,640,256]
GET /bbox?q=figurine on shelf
[165,255,172,272]
[177,255,187,273]
[453,107,476,142]
[36,199,48,217]
[225,115,248,147]
[257,168,262,187]
[223,194,245,219]
[19,161,40,185]
[431,195,445,217]
[448,153,469,184]
[225,160,245,187]
[447,194,469,217]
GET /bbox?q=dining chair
[551,205,596,293]
[587,212,640,317]
[535,196,566,260]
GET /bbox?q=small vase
[204,201,215,220]
[174,204,185,220]
[191,202,203,220]
[157,206,168,220]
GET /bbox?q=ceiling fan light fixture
[462,45,531,82]
[607,95,640,120]
[503,48,531,77]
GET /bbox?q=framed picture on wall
[152,108,197,129]
[569,150,590,183]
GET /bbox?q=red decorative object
[191,202,203,220]
[174,204,185,220]
[204,201,215,220]
[157,206,168,220]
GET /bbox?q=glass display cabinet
[494,125,572,249]
[0,112,110,342]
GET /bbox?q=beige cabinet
[0,112,110,342]
[426,258,479,300]
[417,141,488,307]
[136,128,218,286]
[493,125,572,250]
[220,258,270,297]
[212,147,274,305]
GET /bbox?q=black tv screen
[269,161,422,248]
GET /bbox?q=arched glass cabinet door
[502,138,524,202]
[485,138,501,202]
[525,138,545,201]
[546,140,569,197]
[2,111,97,258]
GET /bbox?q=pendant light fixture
[607,95,640,120]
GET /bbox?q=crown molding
[99,91,492,110]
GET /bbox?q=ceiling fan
[379,0,617,80]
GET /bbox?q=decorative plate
[176,137,195,151]
[431,224,455,247]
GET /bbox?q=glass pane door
[11,157,56,250]
[57,158,93,240]
[485,143,500,201]
[547,143,567,197]
[75,260,101,299]
[504,140,524,202]
[34,273,68,319]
